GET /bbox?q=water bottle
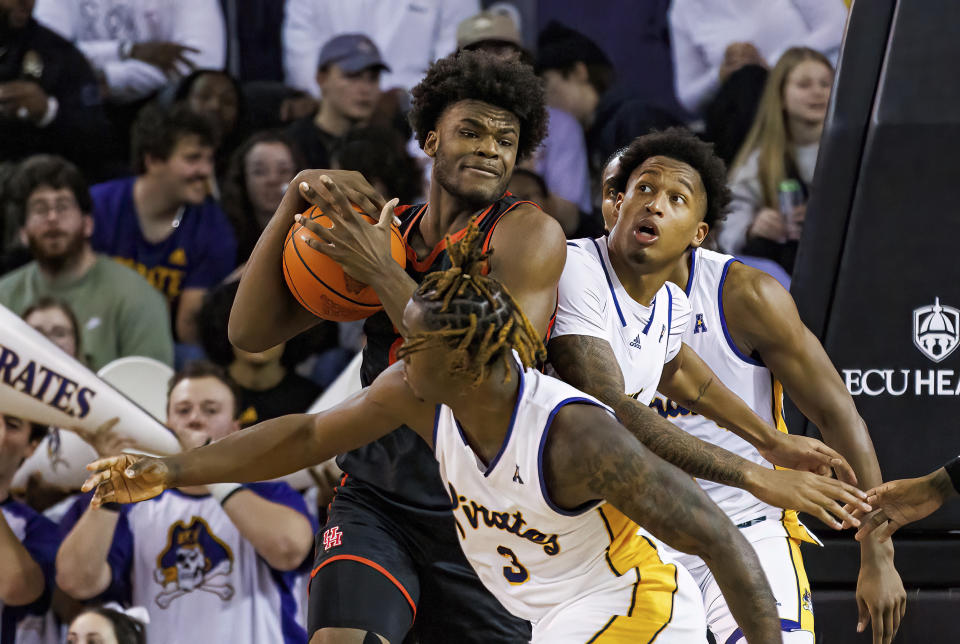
[777,179,803,241]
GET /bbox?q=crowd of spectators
[0,0,849,641]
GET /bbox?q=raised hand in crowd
[0,81,51,124]
[130,41,201,75]
[719,41,767,82]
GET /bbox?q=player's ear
[423,131,439,158]
[614,192,624,216]
[690,221,709,248]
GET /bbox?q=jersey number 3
[497,546,529,585]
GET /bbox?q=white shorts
[668,515,817,644]
[531,560,705,643]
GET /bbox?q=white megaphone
[0,304,181,456]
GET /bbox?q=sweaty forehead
[631,155,704,194]
[440,100,520,130]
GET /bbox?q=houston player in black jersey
[230,50,559,643]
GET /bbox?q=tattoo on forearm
[686,377,713,410]
[548,336,745,487]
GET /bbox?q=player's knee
[309,627,390,644]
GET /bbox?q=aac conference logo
[913,297,959,363]
[843,297,959,397]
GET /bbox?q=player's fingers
[295,214,336,245]
[879,604,893,644]
[85,455,124,472]
[319,175,363,222]
[816,445,858,485]
[299,180,336,213]
[823,479,871,512]
[818,495,858,529]
[125,458,157,479]
[377,198,400,229]
[809,502,843,530]
[857,596,870,633]
[892,600,903,641]
[874,519,900,543]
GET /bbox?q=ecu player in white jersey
[76,224,829,644]
[552,129,905,644]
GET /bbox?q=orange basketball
[282,204,407,322]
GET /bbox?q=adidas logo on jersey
[513,465,524,484]
[629,335,643,349]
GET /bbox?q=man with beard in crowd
[0,155,173,370]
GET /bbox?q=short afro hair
[613,128,731,228]
[409,49,548,161]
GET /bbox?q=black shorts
[308,477,531,643]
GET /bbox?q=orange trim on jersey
[310,555,417,622]
[402,203,497,273]
[387,336,405,367]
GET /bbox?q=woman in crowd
[174,69,248,181]
[67,606,147,644]
[22,296,83,363]
[719,47,834,273]
[221,130,303,264]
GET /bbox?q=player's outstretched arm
[547,335,869,527]
[230,169,387,351]
[659,342,857,484]
[722,262,907,642]
[545,404,782,644]
[83,364,431,506]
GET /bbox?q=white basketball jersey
[97,487,306,644]
[433,366,675,624]
[552,238,691,404]
[651,248,808,533]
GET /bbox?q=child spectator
[90,105,237,344]
[0,155,174,370]
[720,47,834,273]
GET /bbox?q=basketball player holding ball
[230,51,561,643]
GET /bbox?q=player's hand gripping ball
[282,204,407,321]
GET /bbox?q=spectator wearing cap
[457,11,591,236]
[536,21,680,182]
[0,0,113,182]
[283,0,478,97]
[0,155,174,370]
[284,34,388,170]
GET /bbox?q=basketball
[282,204,407,322]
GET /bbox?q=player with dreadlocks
[82,222,785,643]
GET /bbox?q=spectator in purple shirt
[90,104,237,344]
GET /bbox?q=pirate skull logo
[154,516,235,609]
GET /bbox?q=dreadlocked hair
[396,219,546,386]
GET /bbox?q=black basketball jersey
[339,194,536,510]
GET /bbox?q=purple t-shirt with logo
[90,177,237,303]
